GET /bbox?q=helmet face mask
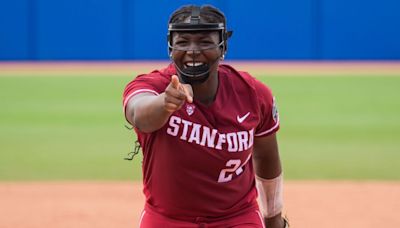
[169,31,222,84]
[167,6,232,84]
[168,38,224,52]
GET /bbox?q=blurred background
[1,1,400,227]
[1,0,400,60]
[0,0,399,180]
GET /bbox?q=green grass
[0,74,399,181]
[0,75,142,181]
[263,76,400,180]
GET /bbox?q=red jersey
[122,64,279,222]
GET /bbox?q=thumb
[181,84,193,103]
[171,75,180,89]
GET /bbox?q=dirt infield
[1,181,399,228]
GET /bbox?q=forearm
[256,174,287,228]
[253,134,287,227]
[130,93,171,133]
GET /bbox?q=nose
[186,42,201,56]
[187,49,201,57]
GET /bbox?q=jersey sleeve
[122,72,169,115]
[254,80,280,137]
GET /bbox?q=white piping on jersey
[123,89,159,112]
[256,210,266,228]
[235,153,252,175]
[254,115,280,137]
[138,210,146,227]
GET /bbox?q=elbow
[133,123,153,134]
[130,114,149,133]
[131,113,157,133]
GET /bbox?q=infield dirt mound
[0,181,399,228]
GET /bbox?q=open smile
[184,62,206,68]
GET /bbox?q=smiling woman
[170,31,222,85]
[167,5,231,86]
[122,4,288,228]
[169,31,222,87]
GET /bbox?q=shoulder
[123,64,175,104]
[124,64,176,92]
[219,64,275,112]
[219,64,252,79]
[133,64,175,84]
[219,64,271,94]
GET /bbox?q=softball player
[123,4,288,228]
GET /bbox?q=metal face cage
[167,6,231,56]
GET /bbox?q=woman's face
[170,31,222,78]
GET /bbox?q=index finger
[171,75,180,89]
[180,84,193,103]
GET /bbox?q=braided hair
[169,5,227,24]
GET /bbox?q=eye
[175,40,188,45]
[198,40,211,45]
[201,40,214,44]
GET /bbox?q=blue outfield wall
[1,0,399,60]
[0,0,30,59]
[35,0,124,60]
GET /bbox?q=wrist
[264,215,289,228]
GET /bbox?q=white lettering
[248,128,254,148]
[180,119,192,140]
[166,116,181,136]
[200,126,217,148]
[237,131,248,151]
[188,123,201,144]
[227,133,238,152]
[215,133,226,150]
[166,116,254,153]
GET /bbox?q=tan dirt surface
[1,61,399,77]
[0,181,399,228]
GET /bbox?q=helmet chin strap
[172,55,220,84]
[168,39,225,84]
[175,65,209,84]
[175,61,209,83]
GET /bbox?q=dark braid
[169,5,226,24]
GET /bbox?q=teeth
[186,62,204,67]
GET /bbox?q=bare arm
[253,133,286,228]
[125,75,193,133]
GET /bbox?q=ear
[221,30,232,57]
[221,41,228,58]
